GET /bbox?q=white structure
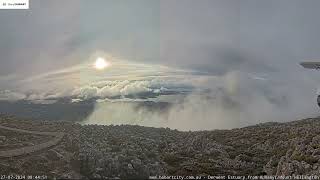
[300,62,320,106]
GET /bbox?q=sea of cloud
[80,70,319,130]
[1,59,320,130]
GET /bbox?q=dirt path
[0,124,64,158]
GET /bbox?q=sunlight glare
[94,57,109,70]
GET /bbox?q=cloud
[119,81,152,95]
[0,58,200,103]
[163,71,317,130]
[83,70,319,131]
[0,90,26,102]
[1,59,318,130]
[0,0,81,76]
[1,63,319,130]
[71,86,98,100]
[2,0,320,130]
[72,79,193,100]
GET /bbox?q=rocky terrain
[0,115,320,179]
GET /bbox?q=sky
[1,0,320,130]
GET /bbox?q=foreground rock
[0,115,320,179]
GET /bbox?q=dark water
[0,100,95,122]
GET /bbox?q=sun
[94,57,110,70]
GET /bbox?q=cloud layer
[0,59,319,130]
[1,1,320,130]
[83,70,319,130]
[0,58,198,102]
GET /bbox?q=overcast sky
[1,0,320,77]
[1,0,320,129]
